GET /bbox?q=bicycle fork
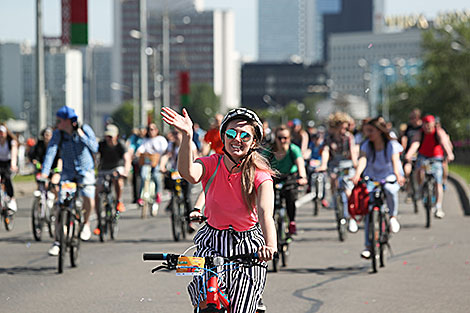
[205,275,230,312]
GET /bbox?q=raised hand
[161,107,193,136]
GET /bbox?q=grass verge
[449,164,470,184]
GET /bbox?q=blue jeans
[139,165,161,197]
[364,178,400,247]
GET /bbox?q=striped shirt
[42,124,98,178]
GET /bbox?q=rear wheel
[31,198,44,241]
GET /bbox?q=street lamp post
[139,0,148,127]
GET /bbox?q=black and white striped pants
[188,223,267,313]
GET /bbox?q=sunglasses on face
[225,129,252,142]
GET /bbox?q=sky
[0,0,469,59]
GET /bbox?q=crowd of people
[2,104,455,313]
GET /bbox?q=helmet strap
[222,146,253,173]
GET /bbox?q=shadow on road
[0,266,56,276]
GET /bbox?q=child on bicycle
[161,106,277,313]
[351,117,405,259]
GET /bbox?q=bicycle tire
[109,201,118,240]
[171,198,182,242]
[410,175,419,214]
[336,193,347,242]
[3,208,14,231]
[423,181,432,228]
[272,210,281,272]
[47,204,55,239]
[370,208,379,273]
[70,208,81,268]
[31,197,44,241]
[97,195,106,242]
[379,212,388,268]
[58,209,66,274]
[279,209,290,268]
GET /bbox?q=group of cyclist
[11,103,453,313]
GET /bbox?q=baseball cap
[104,124,119,137]
[56,106,78,122]
[293,118,302,126]
[422,115,435,123]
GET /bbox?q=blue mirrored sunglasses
[225,129,252,142]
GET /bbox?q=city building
[22,44,83,135]
[328,28,422,117]
[0,43,23,118]
[114,0,238,115]
[241,62,327,109]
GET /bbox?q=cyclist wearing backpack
[351,117,405,259]
[404,114,454,218]
[42,106,98,255]
[264,124,308,235]
[161,106,277,313]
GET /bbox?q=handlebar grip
[143,253,168,261]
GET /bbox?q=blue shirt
[361,139,403,181]
[42,124,98,178]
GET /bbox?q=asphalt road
[1,181,469,313]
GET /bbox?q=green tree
[0,106,15,122]
[111,101,134,137]
[184,83,220,130]
[388,15,470,140]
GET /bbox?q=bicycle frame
[143,247,266,313]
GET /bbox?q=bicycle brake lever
[151,264,171,273]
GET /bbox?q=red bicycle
[143,245,270,312]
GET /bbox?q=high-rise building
[114,0,238,114]
[22,45,83,135]
[0,43,23,118]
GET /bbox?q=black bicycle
[308,167,326,216]
[143,245,271,312]
[96,170,121,242]
[421,159,440,228]
[331,161,354,242]
[0,170,15,231]
[31,175,56,241]
[164,170,190,242]
[272,176,296,272]
[363,176,395,273]
[57,181,84,274]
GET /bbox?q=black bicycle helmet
[220,108,263,142]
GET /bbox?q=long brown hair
[238,123,277,210]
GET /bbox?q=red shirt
[419,130,444,158]
[204,128,224,155]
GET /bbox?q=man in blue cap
[42,106,98,256]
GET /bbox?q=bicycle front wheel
[335,193,347,242]
[423,181,432,228]
[69,208,82,268]
[31,197,44,241]
[58,210,66,274]
[171,198,183,242]
[369,208,380,273]
[109,201,119,240]
[379,212,389,268]
[96,195,106,242]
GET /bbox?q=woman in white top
[135,123,168,206]
[0,125,18,212]
[352,117,405,259]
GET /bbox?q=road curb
[448,172,470,216]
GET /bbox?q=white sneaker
[361,249,371,259]
[348,218,358,233]
[80,224,91,241]
[435,209,445,219]
[7,198,17,212]
[390,217,400,233]
[48,243,60,256]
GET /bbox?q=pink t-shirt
[197,154,273,231]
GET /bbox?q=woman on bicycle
[0,124,19,213]
[351,117,405,259]
[161,107,277,313]
[135,123,168,208]
[264,125,308,235]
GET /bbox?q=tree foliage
[388,15,470,140]
[0,106,15,122]
[184,83,220,130]
[111,101,134,137]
